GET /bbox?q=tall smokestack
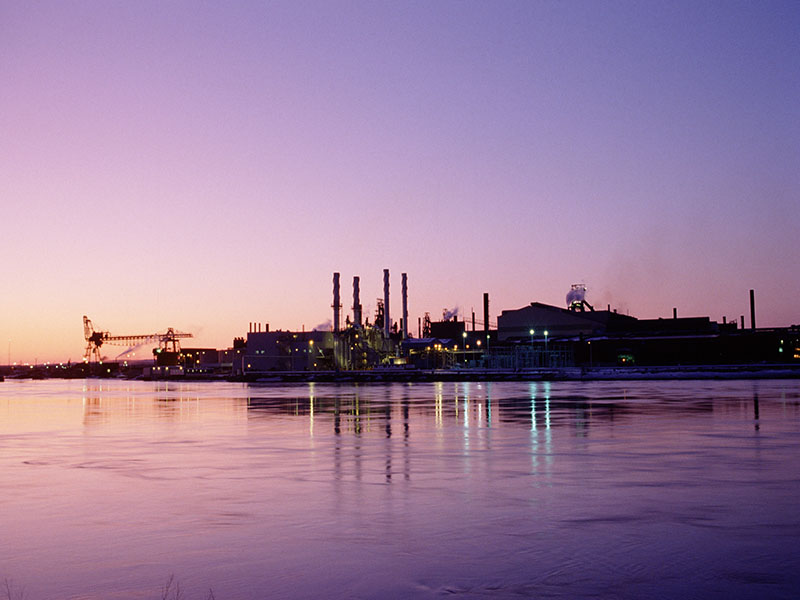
[401,273,408,339]
[353,276,362,327]
[483,293,489,335]
[333,272,341,333]
[383,269,390,336]
[673,307,677,319]
[750,289,756,330]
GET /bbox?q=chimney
[332,272,341,333]
[750,289,756,330]
[483,293,489,335]
[673,307,677,319]
[383,269,390,336]
[401,273,408,339]
[353,276,362,327]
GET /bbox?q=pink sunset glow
[2,2,798,363]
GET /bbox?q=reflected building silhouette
[81,382,245,427]
[754,391,760,431]
[241,380,739,486]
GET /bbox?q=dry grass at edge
[2,576,216,600]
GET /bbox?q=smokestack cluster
[401,273,408,339]
[383,269,390,336]
[353,276,362,327]
[329,269,408,336]
[483,293,489,336]
[332,272,341,333]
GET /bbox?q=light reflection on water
[1,378,799,599]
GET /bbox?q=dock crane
[82,316,193,363]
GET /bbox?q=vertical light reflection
[530,382,539,474]
[308,381,315,437]
[485,382,492,427]
[462,382,470,454]
[544,381,551,431]
[463,382,475,427]
[402,385,410,481]
[450,380,458,421]
[544,381,553,469]
[435,382,443,428]
[353,388,361,436]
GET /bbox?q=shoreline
[237,364,800,383]
[4,364,799,383]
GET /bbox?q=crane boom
[82,316,193,363]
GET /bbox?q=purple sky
[2,1,798,363]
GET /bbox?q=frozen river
[1,378,799,599]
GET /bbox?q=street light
[462,332,468,363]
[544,330,549,366]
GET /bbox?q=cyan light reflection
[530,381,554,477]
[544,381,551,430]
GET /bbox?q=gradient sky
[2,1,798,363]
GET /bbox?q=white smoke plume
[313,319,333,331]
[115,342,154,361]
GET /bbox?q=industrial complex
[24,270,787,381]
[3,271,797,381]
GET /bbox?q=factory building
[236,270,406,375]
[229,278,798,377]
[240,329,335,374]
[497,302,637,341]
[493,286,797,367]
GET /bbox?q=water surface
[1,379,799,599]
